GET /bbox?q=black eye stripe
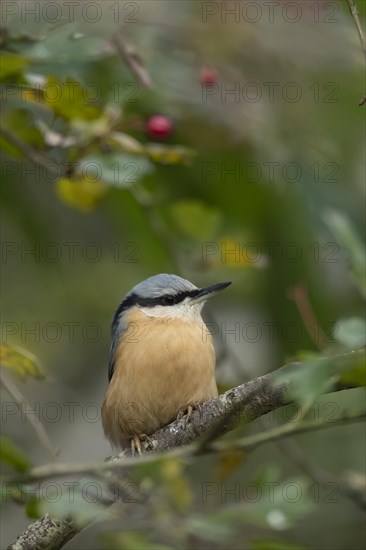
[134,289,199,308]
[112,288,200,328]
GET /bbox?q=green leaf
[0,343,44,381]
[0,436,31,472]
[26,24,108,62]
[26,498,41,519]
[169,200,222,240]
[77,154,153,188]
[324,209,366,298]
[335,317,366,349]
[271,351,364,409]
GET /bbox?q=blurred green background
[1,1,365,549]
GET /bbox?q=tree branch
[7,516,78,550]
[6,350,364,550]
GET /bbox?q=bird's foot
[177,403,201,429]
[131,435,142,457]
[140,433,154,451]
[130,433,153,457]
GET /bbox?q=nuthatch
[102,274,231,454]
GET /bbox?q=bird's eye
[163,296,176,306]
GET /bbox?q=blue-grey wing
[108,307,128,382]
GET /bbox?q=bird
[101,273,231,454]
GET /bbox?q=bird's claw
[131,435,142,457]
[177,403,201,429]
[130,433,153,456]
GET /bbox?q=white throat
[139,299,205,322]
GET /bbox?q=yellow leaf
[146,144,196,165]
[0,344,44,381]
[57,176,107,211]
[213,238,267,269]
[214,449,247,483]
[43,76,100,120]
[161,458,183,481]
[340,363,366,387]
[20,88,44,104]
[0,53,28,80]
[107,132,145,154]
[161,459,192,511]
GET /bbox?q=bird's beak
[189,281,232,305]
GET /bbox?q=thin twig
[261,415,366,510]
[288,283,328,350]
[346,0,366,105]
[112,31,153,89]
[0,370,57,461]
[0,127,64,178]
[220,410,365,455]
[346,0,366,57]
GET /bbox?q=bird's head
[108,274,231,381]
[113,273,231,324]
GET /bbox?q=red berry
[146,115,173,138]
[200,67,218,85]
